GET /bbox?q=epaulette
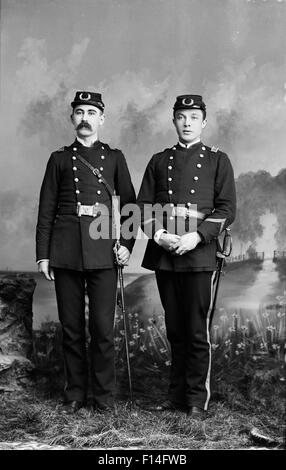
[154,148,169,158]
[211,146,219,153]
[107,143,125,154]
[153,146,177,159]
[110,146,124,155]
[55,146,65,152]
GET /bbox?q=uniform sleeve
[197,152,236,243]
[136,155,165,239]
[114,151,137,252]
[36,153,60,261]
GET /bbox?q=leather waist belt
[171,207,205,219]
[57,204,101,217]
[57,207,76,215]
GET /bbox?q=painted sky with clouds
[0,0,286,270]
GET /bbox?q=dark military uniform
[36,140,135,269]
[137,138,236,410]
[36,137,136,406]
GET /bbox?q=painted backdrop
[0,0,286,334]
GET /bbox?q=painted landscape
[0,255,285,450]
[1,168,286,450]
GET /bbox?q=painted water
[212,212,285,336]
[224,257,283,312]
[2,214,285,330]
[31,256,285,330]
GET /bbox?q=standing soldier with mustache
[36,91,136,413]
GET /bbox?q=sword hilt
[211,228,232,327]
[217,228,232,259]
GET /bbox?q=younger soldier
[137,95,236,417]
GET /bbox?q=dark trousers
[54,268,117,406]
[155,270,216,410]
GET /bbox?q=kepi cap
[173,95,206,114]
[71,91,105,111]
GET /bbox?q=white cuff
[37,259,49,264]
[154,229,167,245]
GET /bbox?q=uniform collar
[73,138,101,149]
[178,138,201,149]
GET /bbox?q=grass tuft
[0,389,284,449]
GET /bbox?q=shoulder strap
[75,152,115,199]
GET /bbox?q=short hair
[173,108,206,120]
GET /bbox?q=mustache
[76,122,92,130]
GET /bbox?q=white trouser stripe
[203,271,217,410]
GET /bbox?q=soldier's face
[173,109,206,144]
[71,105,104,138]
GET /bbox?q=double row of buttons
[167,144,206,220]
[71,145,106,202]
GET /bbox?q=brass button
[168,190,173,195]
[73,147,77,151]
[202,146,206,151]
[75,190,80,194]
[73,166,77,171]
[74,178,79,182]
[72,156,76,160]
[97,190,101,195]
[169,156,174,160]
[168,177,172,182]
[168,165,173,170]
[199,154,204,158]
[100,167,104,171]
[197,163,202,168]
[194,176,199,181]
[190,189,195,194]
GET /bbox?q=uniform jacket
[36,140,136,270]
[137,141,236,271]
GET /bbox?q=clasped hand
[158,232,201,256]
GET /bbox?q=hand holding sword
[114,244,130,266]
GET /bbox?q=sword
[114,241,134,409]
[209,228,232,327]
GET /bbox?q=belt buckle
[77,204,97,217]
[83,206,92,216]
